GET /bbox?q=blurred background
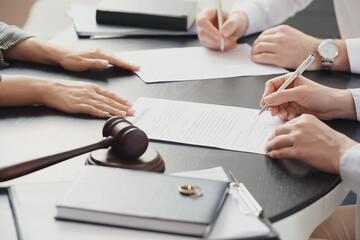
[0,0,339,40]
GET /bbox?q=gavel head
[102,116,149,159]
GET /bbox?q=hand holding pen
[196,4,249,51]
[257,54,352,121]
[259,54,315,116]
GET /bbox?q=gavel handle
[0,137,113,182]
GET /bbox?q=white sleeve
[231,0,313,36]
[349,89,360,121]
[345,38,360,74]
[340,144,360,195]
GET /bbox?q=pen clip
[296,54,315,76]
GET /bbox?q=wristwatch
[317,39,338,70]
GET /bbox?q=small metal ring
[178,185,203,197]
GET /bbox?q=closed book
[96,0,197,31]
[55,166,228,237]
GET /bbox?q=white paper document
[127,97,284,154]
[115,44,287,83]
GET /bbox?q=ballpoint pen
[228,171,264,217]
[258,54,315,115]
[217,0,224,52]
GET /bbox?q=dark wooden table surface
[1,2,359,238]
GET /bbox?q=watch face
[318,41,339,59]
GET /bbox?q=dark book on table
[95,0,197,31]
[55,166,228,237]
[70,3,197,38]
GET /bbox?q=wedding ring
[178,185,203,197]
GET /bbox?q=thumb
[264,87,304,106]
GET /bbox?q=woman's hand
[56,46,140,72]
[0,75,135,118]
[260,74,356,120]
[3,38,140,72]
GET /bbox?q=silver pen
[258,54,315,115]
[217,0,224,52]
[228,171,264,217]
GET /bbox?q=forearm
[328,89,356,120]
[0,75,49,106]
[3,38,61,66]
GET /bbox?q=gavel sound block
[0,117,165,182]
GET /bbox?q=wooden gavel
[0,117,150,182]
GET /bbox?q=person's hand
[266,114,357,174]
[3,38,140,72]
[260,74,356,120]
[57,46,140,72]
[251,25,323,70]
[39,78,135,118]
[196,8,248,51]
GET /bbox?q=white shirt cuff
[231,1,265,36]
[340,144,360,195]
[345,38,360,74]
[349,89,360,121]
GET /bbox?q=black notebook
[96,0,197,31]
[55,166,228,237]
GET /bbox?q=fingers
[221,13,242,39]
[267,147,296,159]
[198,30,221,50]
[266,123,296,159]
[260,74,291,106]
[264,87,302,107]
[197,8,242,51]
[86,49,140,71]
[92,92,135,117]
[251,42,277,55]
[252,52,279,66]
[266,135,293,153]
[197,8,221,49]
[55,82,136,118]
[76,104,111,118]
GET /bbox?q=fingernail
[101,60,109,67]
[125,101,133,107]
[222,30,229,38]
[264,95,273,104]
[119,110,126,117]
[128,108,136,115]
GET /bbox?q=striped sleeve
[0,22,32,69]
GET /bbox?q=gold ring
[178,185,203,197]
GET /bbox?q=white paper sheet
[115,44,287,83]
[10,167,271,240]
[127,97,284,154]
